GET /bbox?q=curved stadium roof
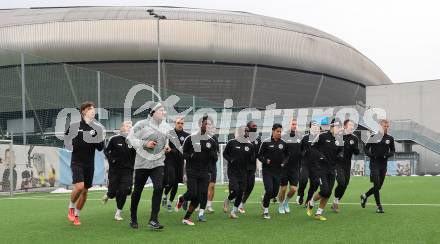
[0,6,391,86]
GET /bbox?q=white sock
[296,196,300,202]
[334,198,339,204]
[116,209,122,215]
[207,201,212,207]
[309,200,315,207]
[199,209,205,216]
[167,200,172,205]
[239,202,244,209]
[74,208,80,217]
[316,208,324,215]
[264,208,269,214]
[69,201,75,209]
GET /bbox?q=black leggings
[107,168,133,210]
[228,174,247,208]
[366,166,387,206]
[183,173,209,211]
[130,167,164,222]
[164,183,179,202]
[334,165,351,200]
[163,164,179,202]
[262,170,280,208]
[298,164,318,202]
[241,169,255,204]
[316,170,336,199]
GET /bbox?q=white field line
[1,197,440,207]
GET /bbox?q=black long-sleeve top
[223,139,255,177]
[365,133,395,165]
[104,134,136,170]
[165,129,190,167]
[258,137,289,175]
[340,133,360,166]
[315,131,344,171]
[65,119,105,167]
[182,132,218,176]
[208,134,220,172]
[282,131,303,168]
[300,133,322,169]
[247,136,261,171]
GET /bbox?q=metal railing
[355,105,440,154]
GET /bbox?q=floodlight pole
[147,9,166,98]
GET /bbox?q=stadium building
[0,6,438,192]
[0,6,391,108]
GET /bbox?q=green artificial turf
[1,176,439,244]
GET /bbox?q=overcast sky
[2,0,439,83]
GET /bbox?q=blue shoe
[198,214,207,222]
[278,204,286,214]
[284,201,290,213]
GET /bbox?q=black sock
[365,188,374,197]
[184,211,192,219]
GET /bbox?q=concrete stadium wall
[366,80,440,173]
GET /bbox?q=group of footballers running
[65,101,395,229]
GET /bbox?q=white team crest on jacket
[349,140,354,145]
[206,142,212,148]
[278,144,284,149]
[297,139,301,143]
[89,130,96,136]
[335,141,340,146]
[385,139,390,144]
[180,136,185,142]
[245,146,250,152]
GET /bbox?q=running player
[222,126,255,218]
[65,101,105,226]
[162,117,190,212]
[278,118,303,214]
[175,115,218,225]
[102,121,136,221]
[361,119,395,213]
[238,121,261,213]
[258,123,289,219]
[332,119,359,212]
[127,102,170,230]
[297,121,321,206]
[206,127,219,213]
[306,119,343,221]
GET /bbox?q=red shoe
[182,218,195,226]
[175,195,184,211]
[68,208,75,222]
[73,216,81,226]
